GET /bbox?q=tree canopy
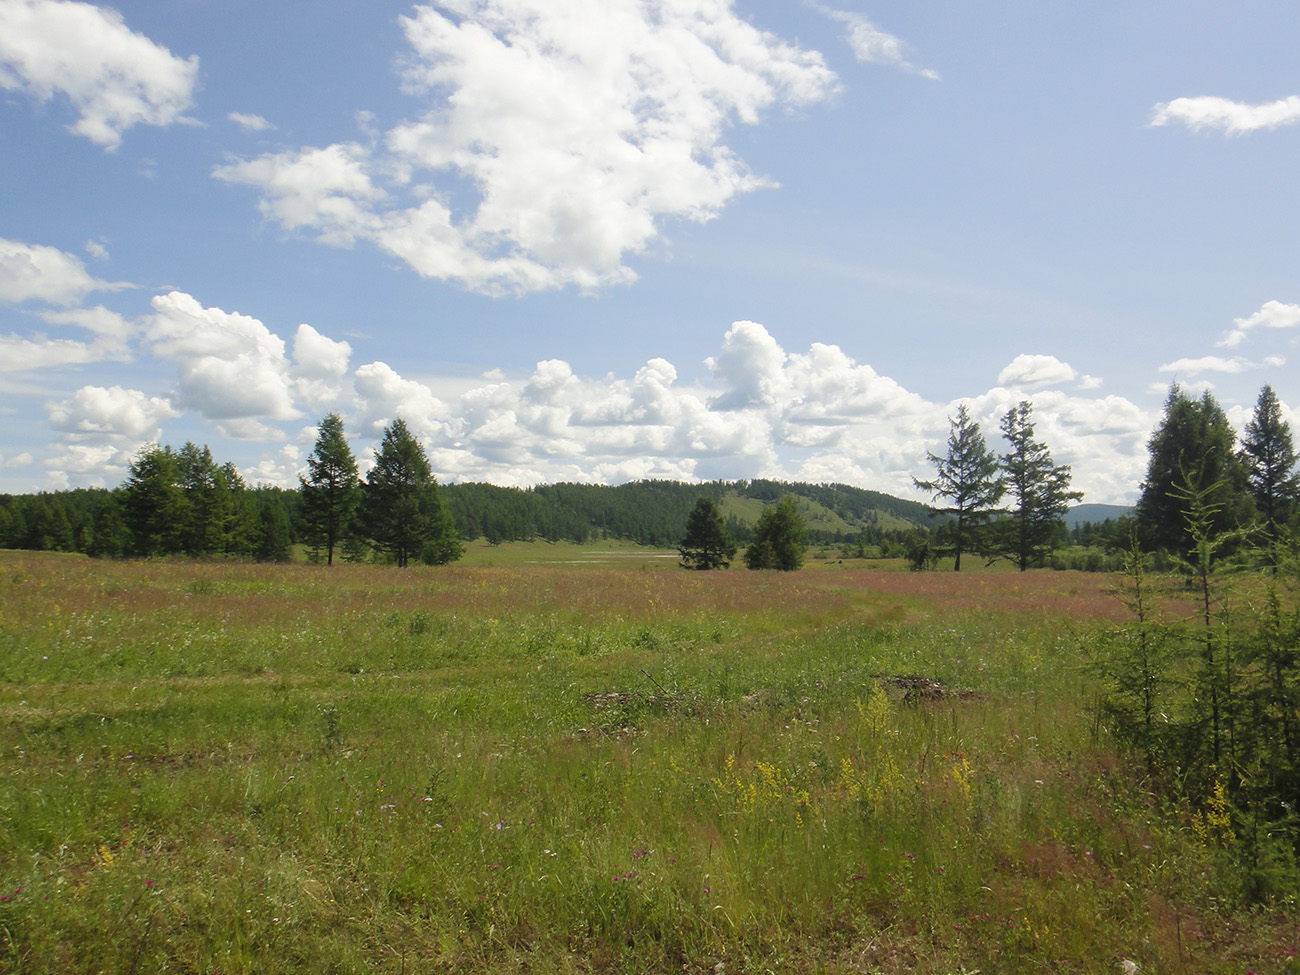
[1136,384,1252,554]
[997,401,1082,570]
[298,412,361,566]
[678,496,737,570]
[744,495,807,571]
[914,404,1004,571]
[361,418,462,567]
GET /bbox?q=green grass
[0,551,1296,974]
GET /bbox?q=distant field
[0,550,1292,974]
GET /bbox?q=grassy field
[0,549,1296,974]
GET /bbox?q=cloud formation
[996,354,1078,390]
[0,237,129,306]
[0,0,199,149]
[1219,300,1300,349]
[215,0,838,294]
[1159,353,1286,376]
[30,293,1159,502]
[1150,95,1300,135]
[819,6,939,80]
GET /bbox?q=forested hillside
[0,477,933,557]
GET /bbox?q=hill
[1064,502,1134,529]
[441,478,933,549]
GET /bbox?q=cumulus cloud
[13,306,1161,502]
[1219,300,1300,349]
[818,6,939,80]
[47,384,176,437]
[215,0,838,294]
[1150,95,1300,135]
[147,291,303,427]
[997,354,1078,390]
[0,0,198,149]
[0,237,129,305]
[44,384,178,487]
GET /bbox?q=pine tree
[361,418,462,567]
[298,412,361,566]
[1240,384,1299,548]
[998,401,1082,570]
[744,495,807,571]
[678,496,737,570]
[914,404,1004,571]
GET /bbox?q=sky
[2,0,1298,505]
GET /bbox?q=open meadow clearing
[0,550,1296,974]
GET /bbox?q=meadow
[0,547,1295,974]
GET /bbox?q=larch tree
[299,412,361,566]
[998,401,1082,570]
[361,418,462,567]
[1136,384,1252,555]
[743,494,807,571]
[678,496,737,570]
[914,404,1005,572]
[1240,384,1299,548]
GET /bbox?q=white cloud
[147,291,302,425]
[47,384,176,438]
[0,237,129,305]
[43,384,179,488]
[215,0,838,294]
[818,6,939,80]
[0,303,134,372]
[1150,95,1300,135]
[1219,300,1300,348]
[0,0,199,149]
[1158,353,1284,375]
[228,111,274,132]
[997,353,1078,390]
[215,143,386,247]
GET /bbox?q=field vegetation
[2,549,1297,973]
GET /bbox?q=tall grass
[0,551,1294,973]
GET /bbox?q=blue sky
[2,0,1298,504]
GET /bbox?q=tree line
[3,385,1295,572]
[910,385,1298,572]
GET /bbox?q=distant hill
[441,478,935,548]
[1063,503,1134,529]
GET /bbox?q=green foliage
[997,400,1082,570]
[122,444,186,556]
[1102,477,1300,899]
[297,412,360,566]
[914,404,1005,571]
[744,495,807,570]
[1136,384,1253,555]
[1240,384,1300,555]
[361,418,462,567]
[677,496,736,569]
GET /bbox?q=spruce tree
[914,404,1004,571]
[299,412,361,566]
[998,401,1082,570]
[678,496,736,570]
